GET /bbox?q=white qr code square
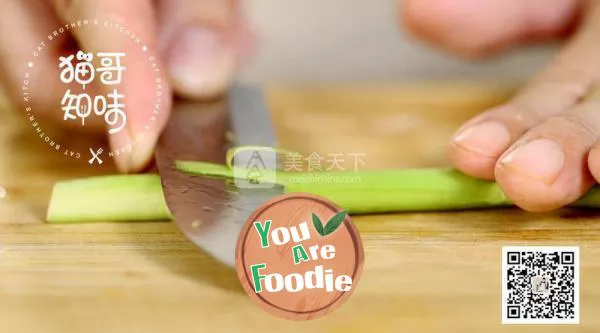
[502,246,579,325]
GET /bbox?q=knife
[154,84,284,268]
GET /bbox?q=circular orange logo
[235,192,364,320]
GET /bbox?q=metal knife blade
[155,84,283,268]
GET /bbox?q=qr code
[502,246,579,324]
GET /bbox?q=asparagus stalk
[47,161,600,223]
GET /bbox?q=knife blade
[155,84,283,268]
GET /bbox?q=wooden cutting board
[1,83,598,333]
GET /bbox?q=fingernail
[500,139,565,183]
[109,128,134,173]
[167,26,235,98]
[130,134,158,172]
[453,122,512,157]
[110,127,155,173]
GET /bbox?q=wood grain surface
[1,83,599,333]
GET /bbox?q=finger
[400,0,581,58]
[488,3,600,212]
[585,88,600,187]
[0,1,71,122]
[449,0,600,181]
[495,98,600,212]
[157,0,253,99]
[50,0,172,172]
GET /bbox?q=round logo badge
[235,193,364,320]
[22,19,163,167]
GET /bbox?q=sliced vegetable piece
[47,174,171,223]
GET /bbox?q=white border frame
[501,246,580,325]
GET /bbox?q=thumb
[157,0,254,99]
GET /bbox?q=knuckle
[487,103,545,132]
[534,70,592,103]
[543,115,600,142]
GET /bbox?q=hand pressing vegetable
[405,0,600,212]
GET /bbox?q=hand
[401,0,600,212]
[0,0,254,172]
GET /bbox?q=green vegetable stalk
[47,153,600,223]
[47,174,172,223]
[176,160,513,213]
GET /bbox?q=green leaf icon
[312,213,325,236]
[323,211,347,236]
